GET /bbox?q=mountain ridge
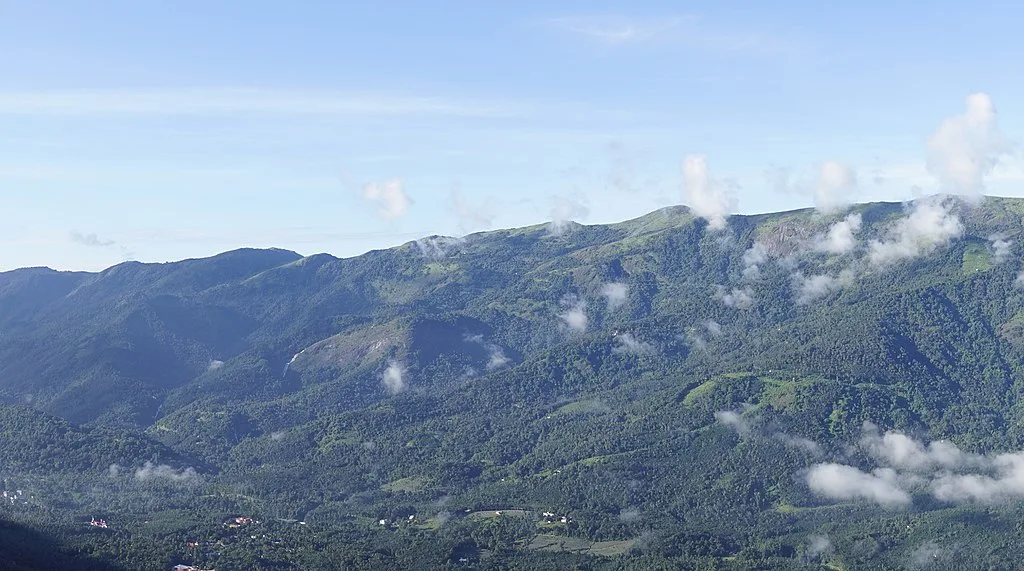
[4,195,1024,568]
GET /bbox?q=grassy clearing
[467,509,530,521]
[552,399,611,416]
[526,533,636,556]
[423,262,459,275]
[683,380,717,405]
[962,242,992,274]
[381,476,429,493]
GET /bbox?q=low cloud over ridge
[806,422,1024,506]
[867,197,963,266]
[682,154,735,230]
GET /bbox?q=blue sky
[2,0,1023,271]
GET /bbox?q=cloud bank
[612,332,653,355]
[807,422,1024,507]
[806,464,911,507]
[715,410,751,435]
[559,298,588,333]
[601,282,629,310]
[549,196,590,235]
[814,161,858,213]
[69,231,115,247]
[363,179,411,219]
[741,242,768,280]
[816,213,862,254]
[867,198,963,266]
[682,155,735,230]
[464,334,510,371]
[793,269,854,305]
[134,462,200,484]
[715,285,754,309]
[926,93,1008,195]
[989,235,1013,263]
[381,360,408,394]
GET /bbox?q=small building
[222,516,255,529]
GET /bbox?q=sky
[2,0,1024,271]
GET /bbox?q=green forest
[4,197,1024,569]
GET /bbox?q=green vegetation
[2,199,1024,568]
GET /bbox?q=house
[89,517,108,528]
[222,516,255,529]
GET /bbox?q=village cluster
[1,489,28,505]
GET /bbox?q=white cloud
[805,463,911,507]
[715,285,754,309]
[767,161,857,212]
[486,349,510,370]
[548,196,590,235]
[815,161,858,213]
[806,535,832,558]
[618,507,642,523]
[415,236,464,259]
[715,410,751,435]
[793,269,854,305]
[926,93,1009,195]
[381,360,408,395]
[207,359,225,371]
[741,242,768,280]
[990,235,1013,263]
[134,462,199,484]
[601,282,629,310]
[774,433,822,455]
[931,453,1024,503]
[612,332,653,355]
[870,158,1024,191]
[451,187,494,232]
[559,299,588,333]
[685,333,707,350]
[859,422,973,472]
[703,319,723,337]
[69,231,115,247]
[909,542,946,568]
[363,179,411,220]
[464,334,511,371]
[809,424,1024,507]
[867,197,963,266]
[816,213,862,254]
[682,155,736,230]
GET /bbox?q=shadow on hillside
[0,519,124,571]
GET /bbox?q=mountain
[4,197,1024,569]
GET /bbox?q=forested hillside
[5,196,1024,569]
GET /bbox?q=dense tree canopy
[4,198,1024,569]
